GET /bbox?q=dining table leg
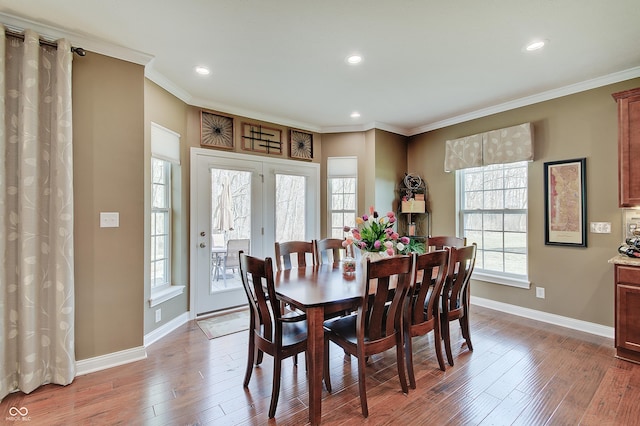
[306,306,324,425]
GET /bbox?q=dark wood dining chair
[404,249,449,388]
[274,240,316,271]
[441,243,477,366]
[314,238,351,265]
[427,235,467,250]
[323,254,413,417]
[238,252,307,419]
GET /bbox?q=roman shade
[444,122,533,172]
[151,122,181,164]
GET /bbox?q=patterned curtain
[0,27,75,400]
[444,122,534,172]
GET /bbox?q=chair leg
[396,333,409,394]
[460,314,473,351]
[442,316,454,366]
[243,331,255,387]
[268,355,283,418]
[433,321,446,372]
[404,331,416,389]
[357,350,369,417]
[324,337,332,392]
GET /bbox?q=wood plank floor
[2,304,640,425]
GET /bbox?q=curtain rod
[5,29,86,57]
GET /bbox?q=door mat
[197,308,250,339]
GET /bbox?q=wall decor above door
[201,110,234,149]
[241,122,283,155]
[290,130,313,160]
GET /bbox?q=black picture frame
[544,158,587,247]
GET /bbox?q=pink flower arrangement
[342,206,410,255]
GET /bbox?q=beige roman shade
[444,122,534,172]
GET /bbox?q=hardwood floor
[2,304,640,425]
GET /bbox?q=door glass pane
[210,168,252,293]
[276,174,306,242]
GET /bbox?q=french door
[190,148,319,316]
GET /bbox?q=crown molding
[1,12,153,66]
[188,94,322,133]
[409,66,640,136]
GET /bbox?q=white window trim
[149,285,185,307]
[472,271,531,289]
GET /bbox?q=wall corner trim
[471,296,614,339]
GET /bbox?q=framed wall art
[544,158,587,247]
[201,111,234,149]
[290,130,313,160]
[241,122,283,155]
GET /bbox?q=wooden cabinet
[615,264,640,363]
[612,88,640,207]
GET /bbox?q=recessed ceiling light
[350,111,361,118]
[525,40,547,51]
[195,66,211,75]
[346,55,362,65]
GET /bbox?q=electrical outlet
[100,212,120,228]
[536,287,545,299]
[155,309,161,323]
[590,222,611,233]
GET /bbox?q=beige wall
[374,129,407,214]
[73,52,145,359]
[408,77,640,327]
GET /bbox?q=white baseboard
[75,346,147,376]
[471,296,614,339]
[74,311,190,377]
[144,311,190,347]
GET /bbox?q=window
[327,157,357,238]
[149,122,184,308]
[458,161,529,288]
[151,157,171,290]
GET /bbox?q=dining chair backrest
[404,249,450,380]
[239,252,280,341]
[427,235,467,250]
[361,254,413,342]
[407,249,449,329]
[274,240,315,271]
[225,238,250,269]
[314,238,351,265]
[443,244,476,316]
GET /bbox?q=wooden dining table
[274,263,365,425]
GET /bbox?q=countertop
[609,254,640,266]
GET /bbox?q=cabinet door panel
[616,283,640,352]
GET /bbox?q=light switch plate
[100,212,120,228]
[590,222,611,233]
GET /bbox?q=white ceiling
[2,0,640,136]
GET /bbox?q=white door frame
[189,147,320,319]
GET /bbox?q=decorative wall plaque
[290,130,313,160]
[241,122,282,155]
[201,111,234,149]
